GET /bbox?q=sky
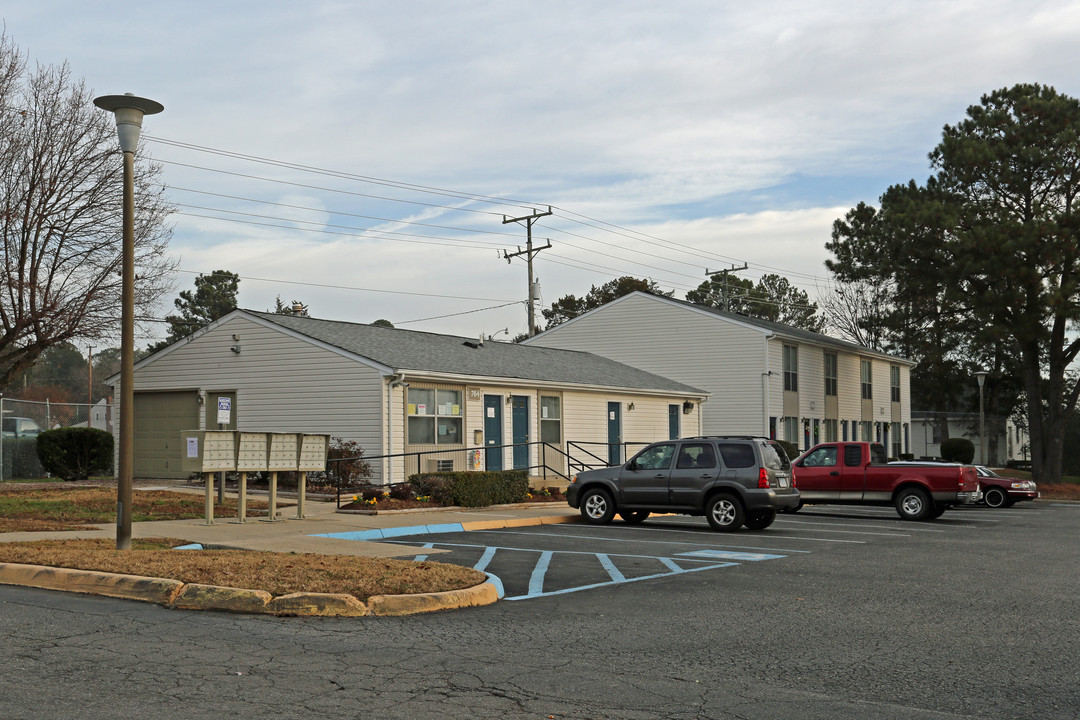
[5,1,1080,343]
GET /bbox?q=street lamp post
[975,370,988,466]
[93,93,163,550]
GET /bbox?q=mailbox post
[181,430,236,524]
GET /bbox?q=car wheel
[928,503,947,519]
[984,488,1008,508]
[580,488,615,525]
[619,510,650,525]
[895,487,932,521]
[743,509,777,530]
[705,493,745,532]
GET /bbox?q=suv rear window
[759,441,791,470]
[717,443,755,468]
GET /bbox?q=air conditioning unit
[425,458,454,473]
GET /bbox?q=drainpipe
[387,373,407,484]
[762,333,775,436]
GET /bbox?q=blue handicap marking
[678,549,786,561]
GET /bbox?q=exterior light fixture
[92,93,163,551]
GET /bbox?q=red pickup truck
[791,442,981,520]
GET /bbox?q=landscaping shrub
[940,437,975,464]
[2,437,46,479]
[776,440,800,463]
[35,428,114,481]
[408,470,529,507]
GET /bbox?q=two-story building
[524,292,915,456]
[117,309,708,483]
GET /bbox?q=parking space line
[775,519,943,533]
[474,546,498,573]
[597,553,627,583]
[490,528,821,551]
[679,550,787,561]
[413,542,434,562]
[529,551,553,596]
[389,539,762,601]
[507,560,739,601]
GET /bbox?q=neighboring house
[112,309,707,483]
[524,292,915,456]
[910,411,1029,466]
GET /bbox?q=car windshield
[759,441,790,471]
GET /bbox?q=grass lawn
[0,486,272,532]
[0,537,484,599]
[0,485,484,599]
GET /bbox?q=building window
[540,396,561,444]
[824,353,838,397]
[861,360,873,400]
[783,345,799,392]
[891,422,902,458]
[890,365,901,403]
[824,418,838,442]
[407,388,462,445]
[783,416,799,447]
[860,421,873,442]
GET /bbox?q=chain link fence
[0,397,114,480]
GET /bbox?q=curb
[0,563,499,617]
[315,512,581,542]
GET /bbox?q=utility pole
[704,263,749,312]
[502,206,552,337]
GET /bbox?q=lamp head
[93,93,164,152]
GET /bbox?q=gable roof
[531,291,914,366]
[240,310,704,395]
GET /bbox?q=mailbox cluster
[180,431,330,524]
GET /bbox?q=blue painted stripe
[658,557,682,573]
[484,572,505,599]
[412,542,434,562]
[314,523,465,542]
[678,550,786,561]
[505,561,737,601]
[473,546,498,574]
[172,543,203,550]
[528,551,553,596]
[597,553,626,583]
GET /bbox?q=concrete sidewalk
[0,496,583,558]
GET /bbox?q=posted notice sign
[217,397,232,425]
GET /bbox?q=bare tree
[819,279,891,352]
[0,31,176,389]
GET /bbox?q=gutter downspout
[388,373,407,484]
[763,333,775,437]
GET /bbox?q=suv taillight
[758,468,770,488]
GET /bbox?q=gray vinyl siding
[528,294,761,435]
[133,316,385,460]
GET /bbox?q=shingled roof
[245,310,704,395]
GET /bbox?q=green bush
[775,440,800,462]
[36,427,114,481]
[940,437,975,464]
[1,437,46,479]
[408,470,529,507]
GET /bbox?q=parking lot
[343,502,1050,601]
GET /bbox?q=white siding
[134,316,387,479]
[529,294,766,435]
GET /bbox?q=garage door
[134,391,199,479]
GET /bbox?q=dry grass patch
[0,487,275,533]
[0,538,485,600]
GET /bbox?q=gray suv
[566,436,799,531]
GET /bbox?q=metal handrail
[328,440,578,507]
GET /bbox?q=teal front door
[608,401,622,465]
[512,396,529,469]
[484,395,503,471]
